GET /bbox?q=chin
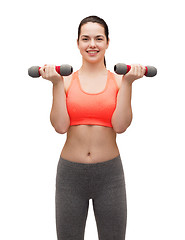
[86,56,104,64]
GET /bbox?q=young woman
[39,15,145,240]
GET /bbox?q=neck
[79,59,107,76]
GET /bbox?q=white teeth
[88,51,98,53]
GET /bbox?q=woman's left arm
[111,64,146,133]
[111,79,133,133]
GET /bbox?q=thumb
[39,67,45,78]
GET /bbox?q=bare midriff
[60,125,120,163]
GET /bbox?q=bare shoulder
[63,74,73,94]
[113,72,122,90]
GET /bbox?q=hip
[60,142,120,163]
[56,154,126,199]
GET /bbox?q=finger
[137,64,142,76]
[138,65,143,77]
[42,65,47,72]
[39,67,43,74]
[130,64,136,74]
[41,65,49,78]
[44,64,54,74]
[134,64,138,75]
[134,65,138,75]
[141,65,146,76]
[136,64,143,76]
[39,67,45,78]
[44,65,51,77]
[143,65,146,74]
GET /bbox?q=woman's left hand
[122,64,146,85]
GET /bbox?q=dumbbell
[28,64,73,78]
[114,63,157,77]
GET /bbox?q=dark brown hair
[78,15,109,67]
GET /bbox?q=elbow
[112,124,126,134]
[114,127,127,134]
[54,127,67,134]
[55,121,70,134]
[113,121,132,134]
[50,115,70,134]
[51,122,70,134]
[111,111,133,134]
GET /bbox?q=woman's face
[77,22,109,64]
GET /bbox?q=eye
[97,38,103,41]
[82,38,88,41]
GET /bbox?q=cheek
[98,42,108,50]
[80,43,89,51]
[78,41,84,47]
[98,46,107,53]
[79,46,88,56]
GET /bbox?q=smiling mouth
[86,50,99,53]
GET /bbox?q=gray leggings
[55,154,127,240]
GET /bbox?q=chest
[64,72,121,94]
[78,76,108,94]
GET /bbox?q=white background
[1,0,185,239]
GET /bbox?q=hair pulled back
[78,15,109,67]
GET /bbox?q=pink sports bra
[66,70,119,128]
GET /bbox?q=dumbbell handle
[28,64,73,78]
[114,63,157,77]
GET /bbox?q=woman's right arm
[39,65,70,134]
[50,80,70,134]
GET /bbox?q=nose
[89,39,96,48]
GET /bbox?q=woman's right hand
[39,64,63,85]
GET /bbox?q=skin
[39,22,146,163]
[77,22,109,73]
[39,22,145,85]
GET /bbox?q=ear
[77,39,80,49]
[106,38,110,49]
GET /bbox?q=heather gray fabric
[55,154,127,240]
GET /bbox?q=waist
[59,154,122,169]
[61,125,119,163]
[69,119,113,128]
[66,125,116,144]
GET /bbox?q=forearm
[50,80,70,133]
[111,79,133,133]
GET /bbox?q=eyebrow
[81,35,104,38]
